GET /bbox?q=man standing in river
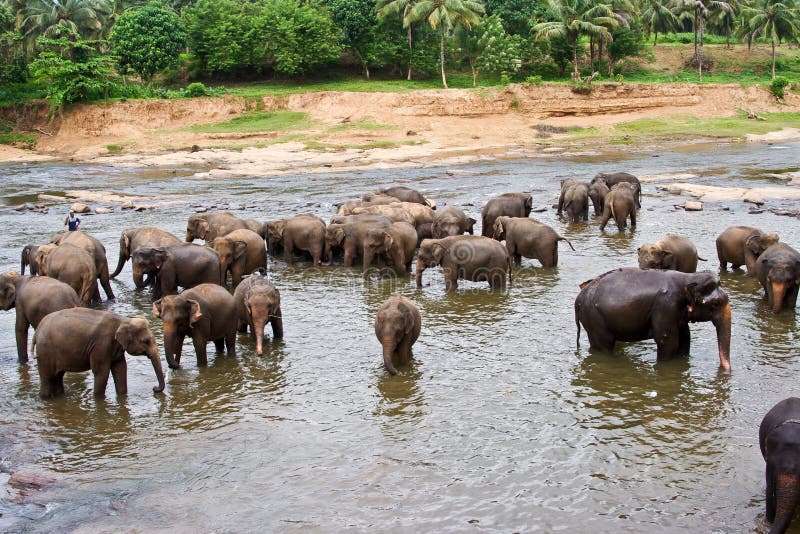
[64,210,80,231]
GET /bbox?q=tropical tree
[532,0,619,80]
[405,0,485,88]
[640,0,679,45]
[673,0,734,79]
[740,0,800,77]
[376,0,417,80]
[20,0,108,42]
[455,13,522,85]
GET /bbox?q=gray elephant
[51,230,115,300]
[234,271,283,355]
[599,182,637,232]
[481,192,533,237]
[132,244,221,299]
[716,226,779,274]
[760,397,800,534]
[363,221,418,276]
[186,212,248,242]
[209,228,267,287]
[350,204,416,226]
[375,294,421,375]
[38,243,99,305]
[20,244,41,275]
[372,186,434,207]
[754,243,800,313]
[492,216,574,267]
[33,309,165,398]
[432,205,476,238]
[153,283,238,369]
[588,180,610,216]
[264,214,327,265]
[416,235,511,292]
[325,217,393,267]
[0,273,81,363]
[638,235,704,273]
[244,218,266,239]
[110,227,181,287]
[592,172,641,208]
[558,180,590,223]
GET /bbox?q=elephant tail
[558,235,576,251]
[574,301,582,348]
[30,330,38,359]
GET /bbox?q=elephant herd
[3,177,800,532]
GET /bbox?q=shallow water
[1,142,800,532]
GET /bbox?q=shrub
[770,77,790,99]
[525,75,542,85]
[184,82,210,97]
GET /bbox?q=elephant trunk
[771,472,800,534]
[322,241,331,265]
[382,335,398,375]
[770,281,789,314]
[415,258,426,288]
[185,232,194,243]
[110,251,128,279]
[163,327,180,369]
[712,301,732,372]
[132,264,146,288]
[149,348,166,393]
[253,314,268,357]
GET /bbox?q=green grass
[327,119,399,132]
[188,111,311,133]
[105,143,124,153]
[0,131,36,148]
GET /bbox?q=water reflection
[375,364,426,423]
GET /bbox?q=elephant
[20,245,41,275]
[481,192,533,237]
[109,227,182,288]
[759,397,800,534]
[363,221,418,276]
[588,180,610,216]
[209,228,267,287]
[132,244,221,300]
[558,180,590,224]
[716,226,779,274]
[492,216,574,268]
[51,230,115,300]
[373,186,434,207]
[233,271,283,355]
[592,172,641,208]
[39,243,99,305]
[416,235,511,292]
[153,283,238,369]
[244,218,266,239]
[325,217,393,267]
[185,212,248,243]
[754,243,800,313]
[390,202,435,228]
[574,268,731,371]
[360,193,403,206]
[638,235,705,273]
[375,294,421,375]
[0,273,81,363]
[432,205,476,238]
[416,222,433,247]
[264,214,327,265]
[350,204,416,226]
[32,308,165,398]
[599,182,637,232]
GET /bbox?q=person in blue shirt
[64,211,81,231]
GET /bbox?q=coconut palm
[741,0,800,77]
[405,0,484,88]
[376,0,417,80]
[532,0,619,80]
[640,0,679,44]
[21,0,108,41]
[672,0,734,79]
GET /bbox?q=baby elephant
[233,271,283,355]
[637,235,705,273]
[416,236,511,292]
[716,226,779,274]
[153,283,238,369]
[375,295,421,375]
[760,398,800,534]
[558,179,590,224]
[492,216,574,268]
[33,309,165,399]
[599,182,637,232]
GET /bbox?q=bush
[525,75,542,85]
[770,77,790,99]
[184,82,210,97]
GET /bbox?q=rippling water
[1,142,799,532]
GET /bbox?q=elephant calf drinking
[234,271,283,355]
[375,295,421,375]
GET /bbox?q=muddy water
[1,143,800,532]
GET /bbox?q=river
[0,142,799,532]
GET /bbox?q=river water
[0,142,799,532]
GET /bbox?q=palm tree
[21,0,108,41]
[741,0,800,78]
[377,0,417,80]
[532,0,619,80]
[672,0,734,79]
[640,0,679,45]
[405,0,484,88]
[709,0,738,47]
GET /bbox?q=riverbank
[2,82,800,174]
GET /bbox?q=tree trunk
[440,24,448,89]
[598,39,604,76]
[573,41,579,80]
[590,38,595,72]
[470,59,477,87]
[407,24,413,81]
[772,38,776,79]
[364,62,370,80]
[654,31,658,47]
[696,10,703,81]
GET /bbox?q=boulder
[684,201,703,211]
[69,203,91,214]
[95,207,114,214]
[743,191,765,205]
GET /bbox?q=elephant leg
[270,309,284,339]
[38,366,54,399]
[492,269,507,290]
[283,238,295,264]
[225,330,236,356]
[92,365,111,397]
[15,314,30,363]
[629,209,636,228]
[767,463,776,522]
[238,319,248,333]
[343,242,357,268]
[99,263,115,300]
[444,269,459,292]
[398,336,413,366]
[677,324,691,357]
[787,286,799,309]
[111,358,128,396]
[192,334,208,366]
[585,325,615,352]
[214,339,224,353]
[655,329,680,361]
[599,210,611,232]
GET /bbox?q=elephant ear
[493,220,504,240]
[334,227,347,246]
[122,230,132,253]
[684,282,700,310]
[746,235,765,255]
[152,299,163,318]
[382,232,394,252]
[187,299,203,327]
[431,243,446,265]
[198,221,210,239]
[397,301,415,335]
[233,241,248,260]
[114,323,134,350]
